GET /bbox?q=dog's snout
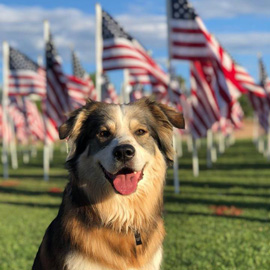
[113,144,135,162]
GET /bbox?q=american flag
[152,77,184,112]
[168,0,265,98]
[102,9,169,88]
[101,73,119,103]
[8,97,44,143]
[230,101,244,129]
[8,98,28,144]
[189,61,220,138]
[67,50,97,109]
[43,33,71,143]
[258,56,270,96]
[0,105,13,143]
[248,57,270,132]
[128,69,159,86]
[24,99,45,141]
[8,47,46,97]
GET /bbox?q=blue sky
[1,0,270,92]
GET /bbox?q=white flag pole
[2,41,10,179]
[206,129,212,168]
[2,41,18,170]
[176,132,183,158]
[218,131,225,154]
[192,137,199,177]
[187,133,193,152]
[122,69,130,103]
[43,20,50,181]
[95,3,103,102]
[211,138,217,163]
[166,0,180,192]
[8,116,18,169]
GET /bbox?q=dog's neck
[65,172,165,233]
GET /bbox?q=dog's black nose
[113,144,135,162]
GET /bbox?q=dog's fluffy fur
[32,98,185,270]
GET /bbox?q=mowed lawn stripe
[0,139,270,270]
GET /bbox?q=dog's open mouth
[100,164,144,195]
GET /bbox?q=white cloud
[216,32,270,55]
[0,3,270,78]
[0,4,95,65]
[117,14,167,49]
[192,0,270,19]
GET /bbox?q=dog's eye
[135,129,147,136]
[98,130,111,138]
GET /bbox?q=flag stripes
[8,47,46,97]
[168,0,265,99]
[43,34,71,144]
[189,61,220,138]
[102,10,169,88]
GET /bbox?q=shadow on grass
[0,187,63,197]
[179,191,270,198]
[164,196,270,210]
[166,181,270,190]
[175,162,270,171]
[8,173,67,180]
[212,163,270,170]
[166,210,270,223]
[0,201,60,209]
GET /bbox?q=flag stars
[102,9,133,41]
[9,47,38,71]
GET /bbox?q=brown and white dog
[32,97,185,270]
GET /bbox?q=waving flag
[8,97,44,143]
[248,57,270,132]
[43,33,71,143]
[258,56,270,96]
[24,99,45,141]
[8,47,46,97]
[67,50,97,109]
[128,69,159,86]
[230,101,244,129]
[8,98,28,144]
[167,0,265,98]
[0,105,13,143]
[101,73,119,103]
[189,61,220,138]
[102,9,169,88]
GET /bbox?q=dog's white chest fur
[65,247,162,270]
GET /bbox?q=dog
[32,97,185,270]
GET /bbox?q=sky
[1,0,270,92]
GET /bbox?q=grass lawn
[0,139,270,270]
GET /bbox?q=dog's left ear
[59,108,82,140]
[158,103,185,129]
[139,98,185,164]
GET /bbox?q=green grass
[0,140,270,270]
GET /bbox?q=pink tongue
[113,172,141,195]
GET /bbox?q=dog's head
[59,98,184,202]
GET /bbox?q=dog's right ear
[59,108,82,140]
